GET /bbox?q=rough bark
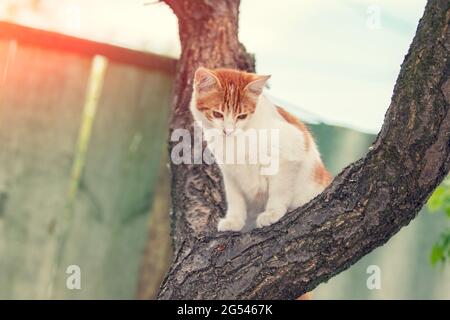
[163,0,255,252]
[158,0,450,299]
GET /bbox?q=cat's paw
[217,217,245,232]
[256,210,284,228]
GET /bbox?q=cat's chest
[207,134,269,206]
[222,164,268,204]
[205,133,272,166]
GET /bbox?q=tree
[156,0,450,299]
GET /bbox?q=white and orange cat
[190,67,331,232]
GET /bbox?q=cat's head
[191,67,270,135]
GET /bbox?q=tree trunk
[157,0,450,299]
[163,0,254,253]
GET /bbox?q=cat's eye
[237,114,248,120]
[212,111,223,119]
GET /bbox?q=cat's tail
[297,292,313,300]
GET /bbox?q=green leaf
[429,178,450,266]
[443,232,450,248]
[430,244,445,266]
[444,203,450,218]
[428,186,445,212]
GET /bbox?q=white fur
[190,93,327,232]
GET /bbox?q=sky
[0,0,427,133]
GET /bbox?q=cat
[190,67,331,232]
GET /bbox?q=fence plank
[51,64,173,299]
[136,149,172,299]
[0,41,91,299]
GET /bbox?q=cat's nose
[223,128,234,135]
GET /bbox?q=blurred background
[0,0,448,299]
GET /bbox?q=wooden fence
[0,22,175,299]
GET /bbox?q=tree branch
[157,0,450,299]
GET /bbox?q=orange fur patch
[314,162,331,186]
[276,106,312,152]
[195,68,261,116]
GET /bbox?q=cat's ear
[244,74,271,97]
[194,67,221,93]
